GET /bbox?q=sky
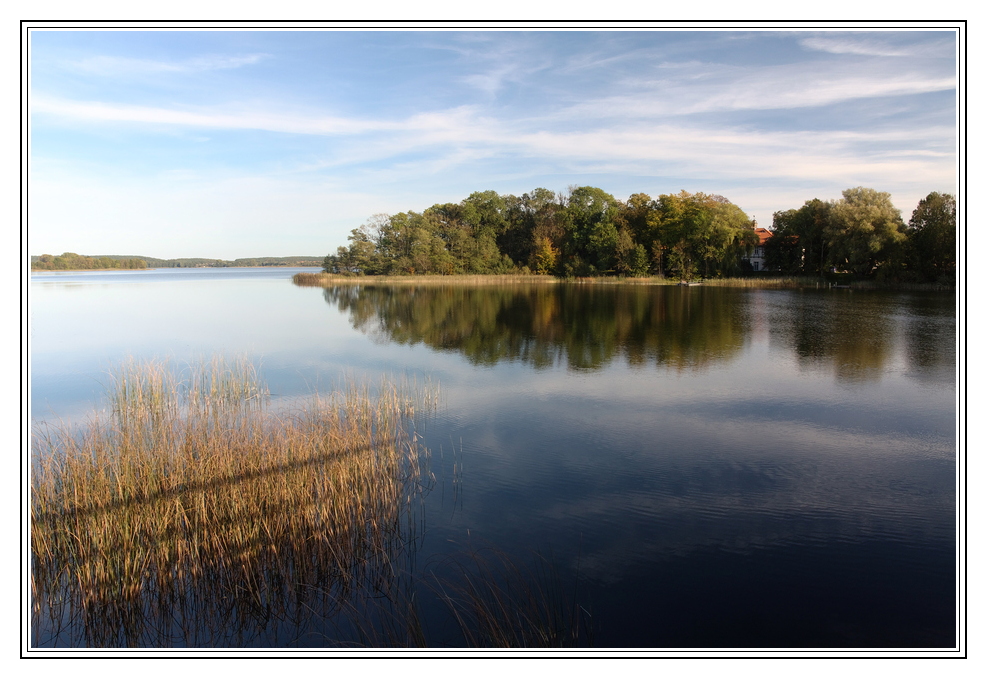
[28,27,959,260]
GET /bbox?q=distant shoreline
[30,254,323,270]
[31,265,322,273]
[31,268,147,273]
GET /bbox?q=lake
[28,267,957,650]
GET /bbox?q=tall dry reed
[31,357,435,647]
[293,272,831,290]
[293,272,556,287]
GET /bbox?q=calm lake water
[29,267,957,649]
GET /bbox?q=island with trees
[31,254,323,271]
[319,186,955,286]
[31,253,149,271]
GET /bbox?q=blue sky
[29,29,958,259]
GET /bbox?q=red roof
[754,227,772,245]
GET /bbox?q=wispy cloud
[450,37,554,98]
[560,62,954,120]
[509,124,954,187]
[691,71,954,113]
[31,96,398,135]
[67,53,271,77]
[461,64,522,96]
[31,90,954,191]
[799,36,954,59]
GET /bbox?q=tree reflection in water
[320,282,954,382]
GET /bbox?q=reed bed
[693,276,824,288]
[294,271,830,290]
[293,272,557,287]
[31,357,435,647]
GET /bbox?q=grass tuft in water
[430,546,592,648]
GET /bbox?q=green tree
[765,199,832,276]
[704,195,758,277]
[620,193,653,244]
[764,209,804,274]
[908,191,956,283]
[524,188,564,273]
[613,193,655,276]
[648,191,754,280]
[562,186,619,275]
[321,252,338,273]
[460,191,513,273]
[827,187,906,276]
[652,191,697,280]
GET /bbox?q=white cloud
[799,36,954,59]
[67,53,271,76]
[32,91,954,180]
[558,62,954,120]
[29,87,955,224]
[508,124,954,188]
[28,108,954,260]
[30,95,484,138]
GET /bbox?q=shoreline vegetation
[31,357,436,646]
[293,271,952,291]
[31,357,589,647]
[31,253,322,271]
[320,186,955,286]
[31,253,149,271]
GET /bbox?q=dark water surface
[29,268,957,649]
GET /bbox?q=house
[745,226,773,271]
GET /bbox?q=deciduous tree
[827,187,906,276]
[908,191,956,283]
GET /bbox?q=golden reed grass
[293,272,557,287]
[293,272,824,289]
[31,357,435,647]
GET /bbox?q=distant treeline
[324,186,955,284]
[140,255,323,268]
[31,254,323,270]
[31,253,148,271]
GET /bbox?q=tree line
[323,186,955,283]
[324,187,758,280]
[765,188,955,284]
[32,253,148,271]
[30,254,324,270]
[139,255,323,268]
